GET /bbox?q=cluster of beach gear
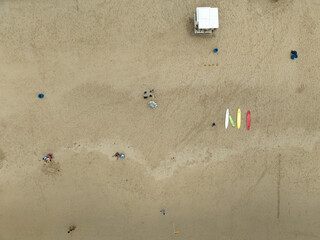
[225,108,251,130]
[113,152,125,160]
[143,89,158,109]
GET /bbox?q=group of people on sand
[42,154,53,163]
[143,89,155,99]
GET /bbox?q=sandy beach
[0,0,320,239]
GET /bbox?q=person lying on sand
[67,226,76,233]
[113,152,120,159]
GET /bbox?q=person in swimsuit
[113,152,120,159]
[67,226,76,233]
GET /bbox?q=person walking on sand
[67,226,76,233]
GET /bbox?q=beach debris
[172,223,179,235]
[67,226,76,234]
[38,93,44,99]
[160,209,166,215]
[204,64,218,67]
[290,50,298,60]
[42,153,53,163]
[148,100,158,109]
[120,153,125,159]
[229,115,235,128]
[41,159,61,175]
[213,48,219,53]
[212,122,216,127]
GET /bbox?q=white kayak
[225,109,229,129]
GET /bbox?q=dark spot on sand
[0,149,5,169]
[296,84,306,94]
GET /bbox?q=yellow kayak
[237,108,241,129]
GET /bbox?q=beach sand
[0,0,320,239]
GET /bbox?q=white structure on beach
[194,7,219,34]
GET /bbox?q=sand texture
[0,0,320,239]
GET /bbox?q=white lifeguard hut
[194,7,219,34]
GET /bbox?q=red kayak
[247,111,251,130]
